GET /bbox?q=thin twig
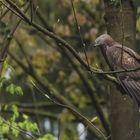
[30,0,33,23]
[0,1,29,77]
[70,0,90,68]
[5,0,140,76]
[14,38,34,72]
[0,8,9,21]
[5,0,30,24]
[2,107,57,119]
[8,51,102,139]
[31,80,107,140]
[1,117,38,140]
[61,47,110,135]
[0,1,25,21]
[120,0,125,67]
[91,66,140,74]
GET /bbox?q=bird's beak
[93,43,100,48]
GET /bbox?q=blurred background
[0,0,140,140]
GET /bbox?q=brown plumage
[94,34,140,105]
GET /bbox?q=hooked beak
[92,42,100,48]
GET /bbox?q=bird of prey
[94,34,140,105]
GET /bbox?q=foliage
[0,0,139,140]
[0,105,40,139]
[38,134,54,140]
[0,63,40,139]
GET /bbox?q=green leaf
[0,117,9,134]
[6,84,15,94]
[15,86,23,95]
[38,134,54,140]
[11,122,19,137]
[0,77,7,90]
[10,105,19,121]
[22,114,29,120]
[18,118,40,133]
[6,84,23,95]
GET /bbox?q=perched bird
[94,34,140,105]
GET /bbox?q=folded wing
[107,44,140,104]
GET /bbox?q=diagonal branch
[8,50,105,139]
[61,47,110,135]
[4,0,140,76]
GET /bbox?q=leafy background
[0,0,140,140]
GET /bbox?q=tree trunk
[103,0,140,140]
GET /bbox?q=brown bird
[94,34,140,105]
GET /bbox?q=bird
[94,34,140,105]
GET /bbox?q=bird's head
[94,34,115,48]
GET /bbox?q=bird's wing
[107,44,140,104]
[115,44,140,61]
[117,73,140,104]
